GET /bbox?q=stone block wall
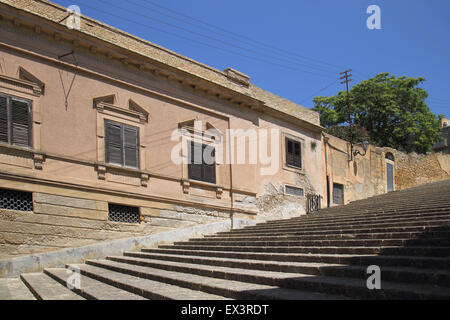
[393,151,450,190]
[0,192,234,260]
[324,133,450,206]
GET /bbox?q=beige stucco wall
[323,133,450,206]
[0,2,324,258]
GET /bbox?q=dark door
[333,183,344,205]
[326,176,331,207]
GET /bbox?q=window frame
[284,185,304,197]
[285,137,302,169]
[104,119,140,169]
[0,92,33,148]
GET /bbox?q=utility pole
[340,69,353,160]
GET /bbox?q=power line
[300,79,340,104]
[138,0,346,72]
[64,0,339,79]
[57,0,450,108]
[89,0,338,78]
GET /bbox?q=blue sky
[54,0,450,118]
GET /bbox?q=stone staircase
[1,179,450,300]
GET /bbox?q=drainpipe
[323,133,329,207]
[227,120,234,230]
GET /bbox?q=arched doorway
[385,152,395,192]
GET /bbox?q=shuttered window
[285,137,301,168]
[0,93,32,147]
[105,120,139,168]
[188,141,216,184]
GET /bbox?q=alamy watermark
[366,5,381,30]
[366,265,381,290]
[170,121,281,176]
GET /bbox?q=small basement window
[285,185,304,197]
[108,203,140,224]
[0,188,33,211]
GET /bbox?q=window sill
[95,162,149,187]
[283,163,305,174]
[0,143,45,169]
[181,179,224,199]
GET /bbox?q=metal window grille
[0,188,33,211]
[108,203,140,223]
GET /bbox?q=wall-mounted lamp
[353,140,369,158]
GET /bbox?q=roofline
[0,0,322,130]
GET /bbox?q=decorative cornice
[33,152,45,170]
[94,101,148,124]
[0,74,43,96]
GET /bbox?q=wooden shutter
[123,126,139,168]
[0,95,7,143]
[286,138,294,166]
[105,121,123,165]
[293,141,301,168]
[11,98,31,147]
[202,145,216,184]
[188,141,203,181]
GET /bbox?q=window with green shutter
[105,120,139,168]
[188,141,216,184]
[0,93,32,147]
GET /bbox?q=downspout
[227,120,234,230]
[323,133,329,207]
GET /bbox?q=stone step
[0,278,36,300]
[305,201,450,214]
[199,231,450,242]
[142,248,450,269]
[329,184,450,200]
[224,219,450,235]
[262,208,450,226]
[160,244,450,257]
[343,190,450,201]
[81,259,343,300]
[244,215,450,232]
[180,237,450,248]
[216,225,450,238]
[319,200,450,213]
[20,273,84,300]
[318,200,450,214]
[124,251,450,287]
[43,268,146,300]
[98,255,450,299]
[64,263,230,300]
[324,195,450,206]
[325,197,450,207]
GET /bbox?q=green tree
[313,73,443,153]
